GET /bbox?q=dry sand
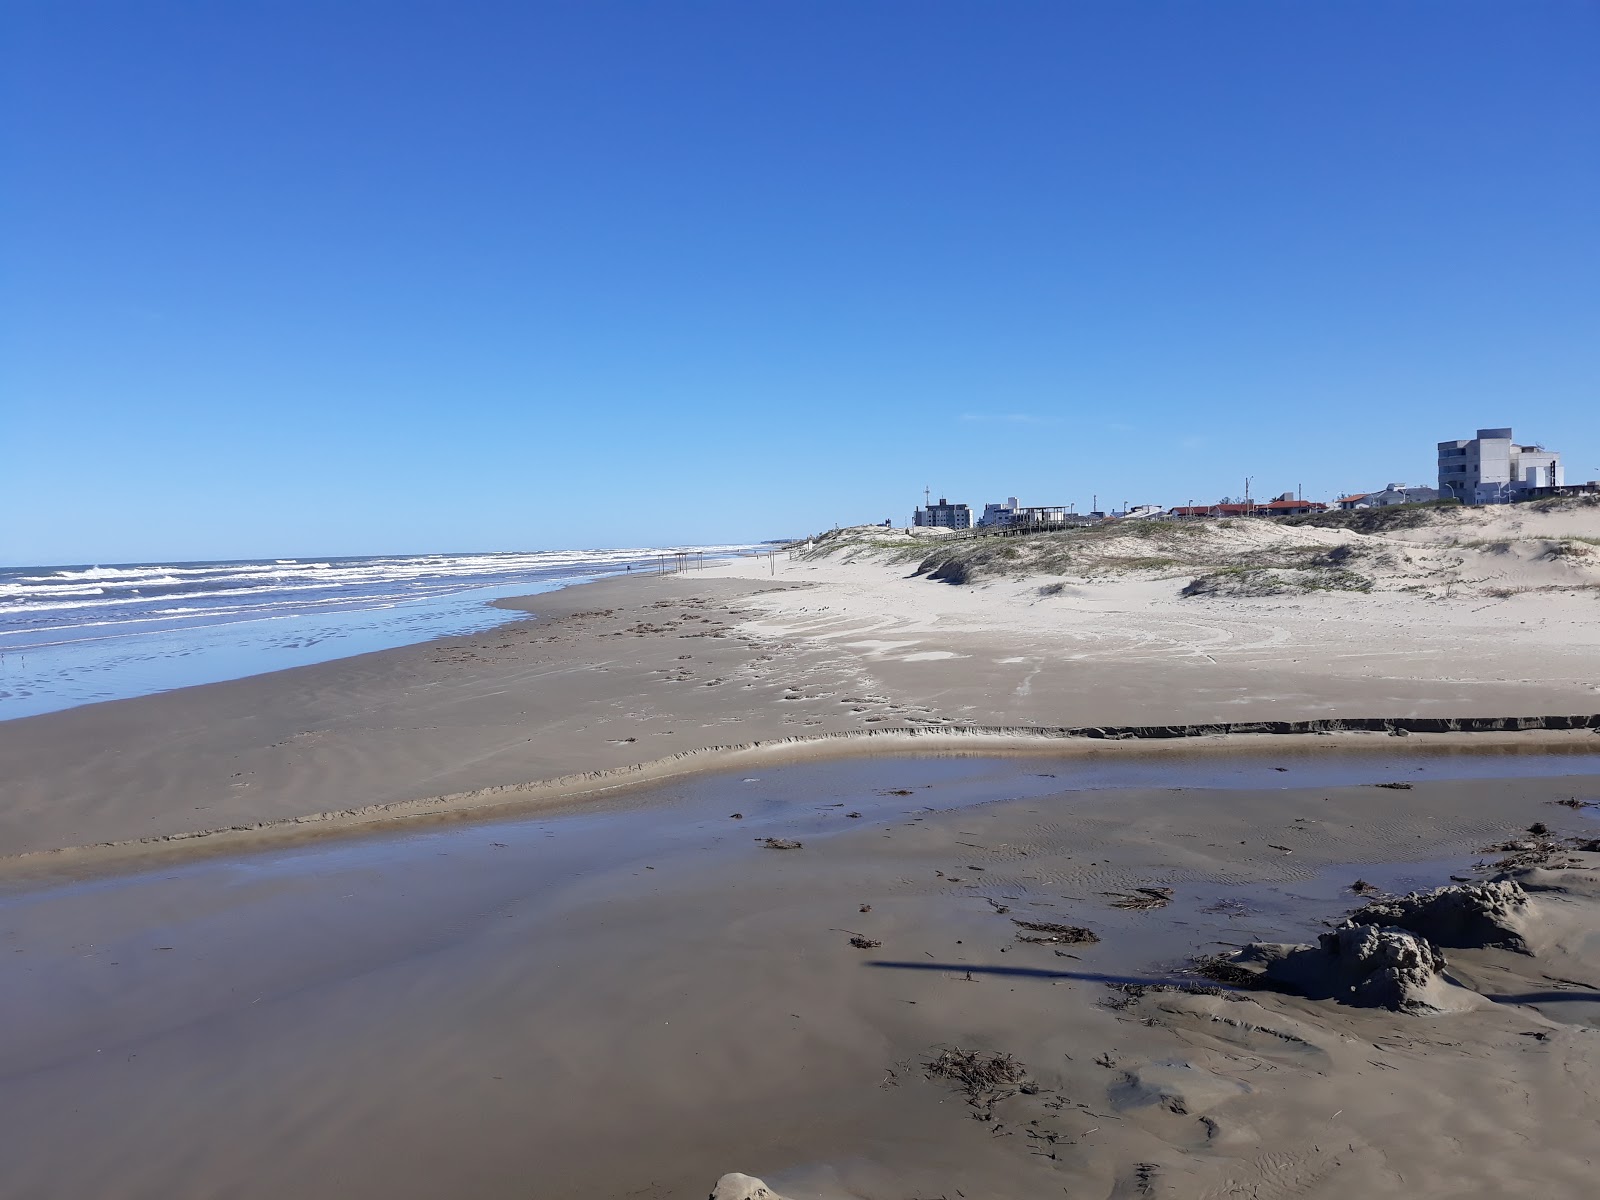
[2,502,1599,1196]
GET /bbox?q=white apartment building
[976,497,1020,527]
[1437,427,1563,504]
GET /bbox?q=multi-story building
[1437,428,1563,504]
[913,497,972,530]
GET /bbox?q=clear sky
[4,1,1597,564]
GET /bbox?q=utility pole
[1244,476,1253,514]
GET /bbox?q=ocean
[0,546,757,720]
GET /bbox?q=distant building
[976,498,1088,530]
[1256,497,1328,516]
[976,497,1020,527]
[913,497,972,530]
[1168,496,1327,518]
[1014,505,1072,528]
[1336,484,1441,511]
[1168,503,1254,518]
[1437,428,1563,504]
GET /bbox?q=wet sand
[3,751,1599,1198]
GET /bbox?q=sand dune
[704,501,1600,736]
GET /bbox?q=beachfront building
[913,497,972,530]
[1168,495,1328,518]
[1256,495,1328,516]
[1437,428,1564,504]
[1168,502,1255,518]
[976,498,1089,529]
[1336,484,1442,510]
[1014,505,1073,528]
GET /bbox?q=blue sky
[4,1,1596,564]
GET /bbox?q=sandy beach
[3,502,1600,1197]
[12,3,1597,1194]
[3,503,1599,867]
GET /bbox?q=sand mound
[709,1173,789,1200]
[1232,924,1478,1014]
[1219,880,1539,1013]
[1346,879,1532,953]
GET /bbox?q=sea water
[0,546,756,719]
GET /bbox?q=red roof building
[1258,498,1328,515]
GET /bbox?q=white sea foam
[0,546,761,630]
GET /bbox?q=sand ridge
[4,722,1598,881]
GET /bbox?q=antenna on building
[924,485,931,508]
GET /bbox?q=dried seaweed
[1012,918,1099,945]
[1103,886,1174,911]
[1477,835,1563,871]
[1191,954,1265,989]
[923,1048,1028,1119]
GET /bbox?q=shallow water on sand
[2,749,1598,1199]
